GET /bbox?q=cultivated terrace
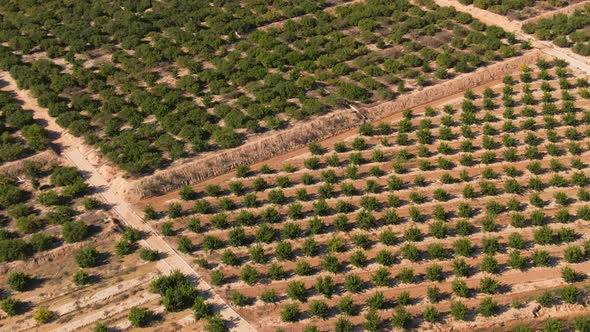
[0,0,522,174]
[144,60,590,331]
[2,0,590,331]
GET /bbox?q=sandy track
[13,275,158,331]
[49,292,160,332]
[12,292,157,332]
[52,273,157,316]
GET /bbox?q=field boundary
[365,50,542,120]
[521,0,590,25]
[129,109,364,199]
[129,50,543,200]
[0,150,58,177]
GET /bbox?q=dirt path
[432,0,590,74]
[14,275,158,331]
[52,273,157,316]
[49,293,160,332]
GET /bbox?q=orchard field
[457,0,583,20]
[143,59,590,331]
[522,4,590,56]
[0,0,522,175]
[2,0,590,331]
[0,77,211,331]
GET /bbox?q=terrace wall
[0,150,58,177]
[126,50,543,200]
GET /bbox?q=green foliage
[73,270,91,286]
[451,301,469,321]
[33,307,55,324]
[281,303,300,322]
[29,233,54,252]
[128,307,154,327]
[74,246,100,268]
[62,220,88,243]
[260,290,278,303]
[0,238,31,262]
[93,322,108,332]
[0,297,23,316]
[309,300,329,319]
[115,239,136,256]
[206,314,228,332]
[150,271,197,312]
[478,297,499,317]
[7,271,32,291]
[177,236,193,253]
[240,265,259,286]
[391,306,412,328]
[50,166,83,186]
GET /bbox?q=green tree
[206,314,228,332]
[7,271,32,291]
[478,297,499,317]
[451,301,469,321]
[139,248,160,261]
[73,270,91,285]
[281,304,300,322]
[284,280,306,302]
[128,307,154,327]
[391,306,412,328]
[75,246,100,268]
[309,300,329,319]
[0,297,23,316]
[193,296,213,320]
[62,220,88,243]
[33,308,54,324]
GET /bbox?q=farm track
[48,292,161,332]
[10,260,152,311]
[51,272,157,316]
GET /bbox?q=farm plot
[0,88,51,165]
[456,0,585,20]
[142,59,590,331]
[0,159,217,331]
[0,0,523,175]
[522,4,590,56]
